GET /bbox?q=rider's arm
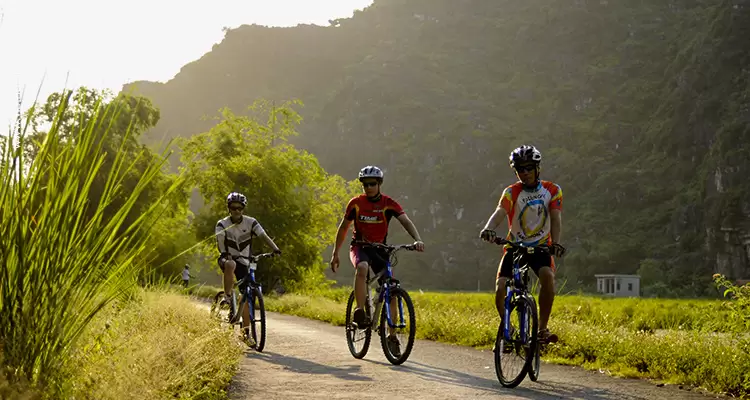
[550,209,562,244]
[549,184,563,244]
[332,199,357,258]
[482,206,508,231]
[483,187,512,231]
[396,213,423,242]
[215,220,228,255]
[332,216,352,258]
[259,232,281,252]
[252,221,281,252]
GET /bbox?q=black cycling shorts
[217,255,250,281]
[496,247,555,279]
[349,245,389,275]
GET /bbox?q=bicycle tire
[379,288,416,365]
[345,290,371,359]
[525,295,541,382]
[211,291,225,317]
[494,297,533,388]
[252,287,267,352]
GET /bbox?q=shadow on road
[245,351,374,382]
[363,359,651,400]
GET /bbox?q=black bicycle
[491,237,556,387]
[211,252,277,351]
[344,241,418,365]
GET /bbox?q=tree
[24,87,193,278]
[181,100,357,290]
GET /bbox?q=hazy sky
[0,0,373,129]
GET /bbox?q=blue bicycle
[491,237,554,387]
[212,252,277,351]
[344,241,417,365]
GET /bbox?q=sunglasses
[362,181,379,188]
[515,165,536,173]
[229,206,244,211]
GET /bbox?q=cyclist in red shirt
[330,165,425,348]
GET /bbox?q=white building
[595,274,640,297]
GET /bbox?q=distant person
[329,165,425,357]
[215,192,282,323]
[182,265,193,288]
[479,145,566,345]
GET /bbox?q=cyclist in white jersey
[216,192,281,320]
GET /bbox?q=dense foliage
[180,100,358,290]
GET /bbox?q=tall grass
[62,288,241,400]
[0,91,183,393]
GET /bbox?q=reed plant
[0,90,183,394]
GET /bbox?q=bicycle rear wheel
[211,291,233,324]
[345,290,371,358]
[525,295,541,382]
[211,291,225,317]
[379,288,416,365]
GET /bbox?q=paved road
[227,312,722,400]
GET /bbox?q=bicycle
[344,241,418,365]
[211,252,277,351]
[491,237,557,388]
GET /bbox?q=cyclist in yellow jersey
[479,145,566,343]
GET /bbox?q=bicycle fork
[503,289,529,344]
[229,289,257,327]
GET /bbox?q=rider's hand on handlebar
[480,229,496,243]
[551,242,566,258]
[413,240,425,252]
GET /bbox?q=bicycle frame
[356,242,415,330]
[367,258,406,330]
[499,240,546,344]
[232,253,273,324]
[502,252,532,343]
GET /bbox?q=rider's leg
[494,251,513,320]
[537,266,556,332]
[493,253,513,352]
[223,259,236,298]
[495,276,508,319]
[231,263,252,335]
[354,261,369,311]
[349,245,371,325]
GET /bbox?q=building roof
[594,274,640,279]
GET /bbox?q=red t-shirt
[345,194,405,244]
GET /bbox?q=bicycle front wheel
[345,290,371,358]
[494,295,535,388]
[250,288,267,352]
[379,288,416,365]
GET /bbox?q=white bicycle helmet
[226,192,247,207]
[358,165,384,181]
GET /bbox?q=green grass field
[262,286,750,398]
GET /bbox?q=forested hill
[122,0,750,295]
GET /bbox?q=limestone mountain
[123,0,750,295]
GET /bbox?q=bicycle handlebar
[249,252,278,262]
[491,237,550,254]
[351,241,418,252]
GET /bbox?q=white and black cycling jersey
[215,215,266,266]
